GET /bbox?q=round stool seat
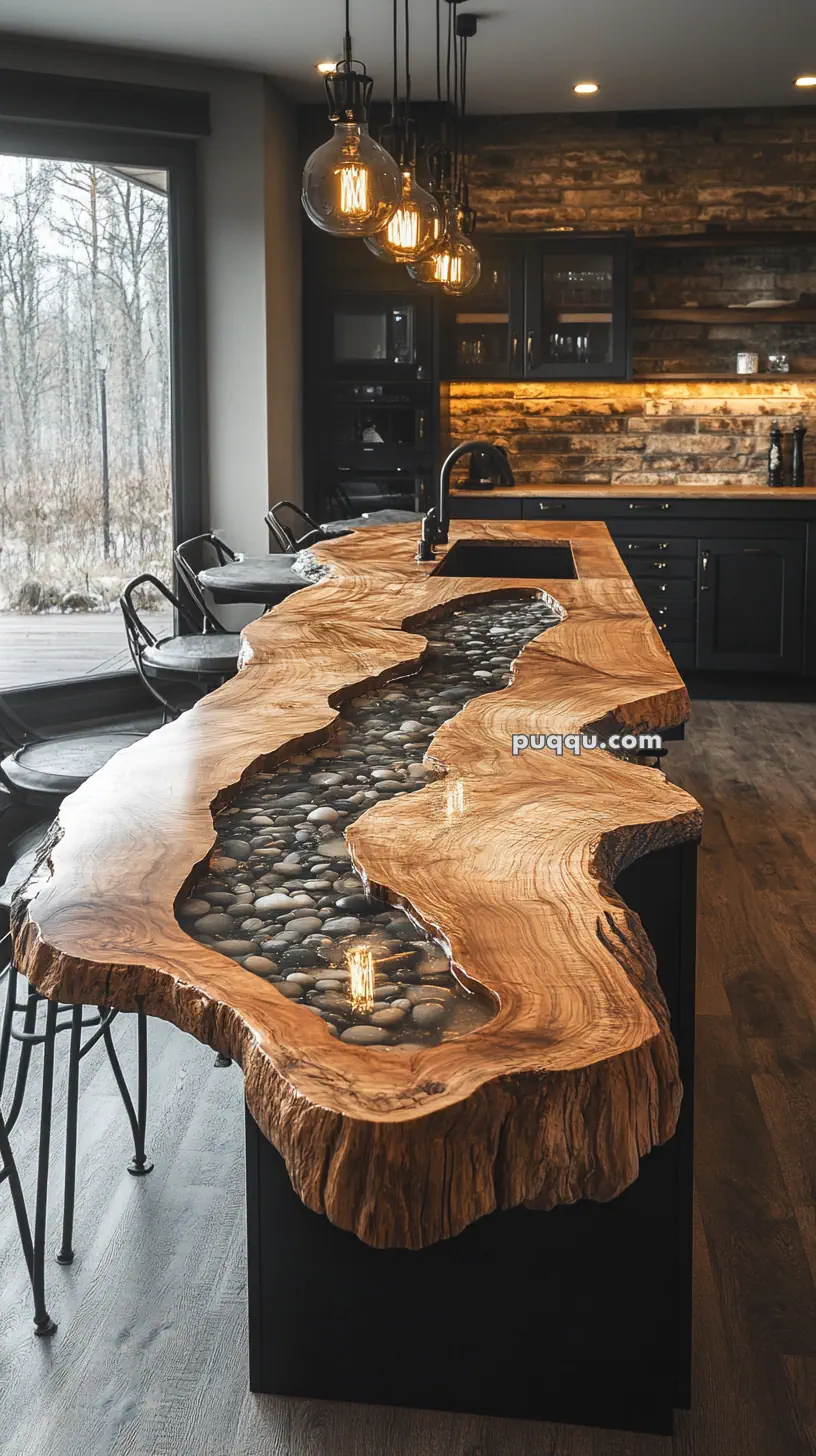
[141,633,240,675]
[1,730,143,803]
[197,558,304,605]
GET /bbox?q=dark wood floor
[1,699,815,1455]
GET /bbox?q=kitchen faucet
[416,441,516,561]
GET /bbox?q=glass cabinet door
[442,244,525,379]
[524,235,632,379]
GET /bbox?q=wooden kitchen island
[12,521,701,1435]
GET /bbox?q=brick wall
[465,108,816,236]
[448,108,816,485]
[446,381,816,488]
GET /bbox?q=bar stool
[120,573,240,721]
[0,923,152,1337]
[0,694,145,810]
[174,530,303,611]
[264,500,329,553]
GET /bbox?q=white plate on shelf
[729,299,792,309]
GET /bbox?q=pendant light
[407,0,480,294]
[301,0,402,237]
[365,0,441,264]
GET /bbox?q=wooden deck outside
[0,612,173,690]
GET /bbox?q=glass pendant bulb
[406,203,480,294]
[364,165,441,263]
[302,120,401,236]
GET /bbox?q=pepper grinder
[792,422,807,488]
[768,419,784,488]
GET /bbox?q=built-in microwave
[322,294,433,379]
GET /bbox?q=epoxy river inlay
[177,593,562,1049]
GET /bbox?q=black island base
[245,841,697,1437]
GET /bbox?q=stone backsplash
[465,108,816,236]
[445,381,816,488]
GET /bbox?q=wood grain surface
[11,521,702,1248]
[452,484,816,498]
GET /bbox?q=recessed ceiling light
[316,60,337,74]
[573,81,599,95]
[795,74,816,88]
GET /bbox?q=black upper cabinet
[441,233,633,381]
[441,239,526,379]
[525,234,632,380]
[697,537,805,673]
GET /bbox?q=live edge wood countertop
[12,521,702,1250]
[452,483,816,499]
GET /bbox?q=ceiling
[2,0,816,115]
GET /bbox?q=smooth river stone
[411,1002,447,1029]
[405,985,454,1004]
[369,1007,406,1027]
[322,917,361,935]
[178,898,211,918]
[212,939,257,956]
[275,981,304,999]
[307,806,339,824]
[318,838,351,859]
[222,838,252,860]
[243,956,279,975]
[283,916,323,935]
[254,892,295,912]
[193,913,235,936]
[334,894,370,914]
[340,1025,392,1046]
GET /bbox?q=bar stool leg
[56,1005,82,1265]
[102,1013,154,1176]
[32,998,58,1336]
[128,1011,152,1177]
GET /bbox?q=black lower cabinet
[245,842,697,1437]
[697,536,805,672]
[450,494,816,682]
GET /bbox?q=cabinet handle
[629,502,671,512]
[700,549,710,591]
[538,501,566,513]
[418,413,426,442]
[512,334,519,365]
[650,561,668,570]
[527,332,534,369]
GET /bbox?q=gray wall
[0,36,303,566]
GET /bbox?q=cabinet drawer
[650,602,696,629]
[451,498,522,520]
[614,537,697,559]
[636,577,697,604]
[627,556,697,581]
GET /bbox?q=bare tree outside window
[0,156,173,686]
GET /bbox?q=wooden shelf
[635,307,816,324]
[635,231,816,251]
[633,372,816,382]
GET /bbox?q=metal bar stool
[175,530,305,610]
[0,930,152,1337]
[120,573,240,722]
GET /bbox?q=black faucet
[416,440,516,561]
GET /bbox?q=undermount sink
[432,539,577,579]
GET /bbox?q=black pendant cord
[436,0,442,106]
[392,0,399,122]
[459,30,469,207]
[404,0,411,120]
